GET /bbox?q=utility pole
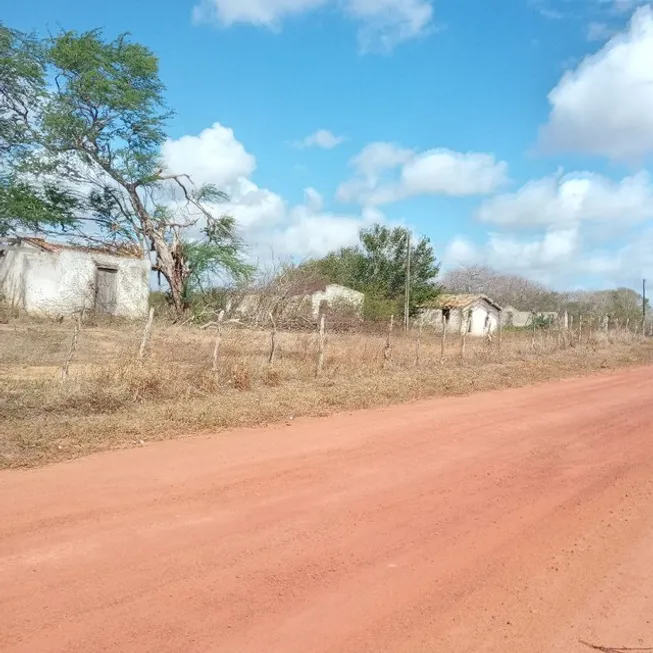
[404,232,411,331]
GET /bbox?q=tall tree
[0,24,77,235]
[300,223,440,316]
[4,27,250,315]
[358,224,440,310]
[181,229,254,301]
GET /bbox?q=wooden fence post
[212,310,225,372]
[414,318,423,367]
[138,307,155,360]
[578,314,583,344]
[440,313,447,362]
[497,310,502,358]
[383,314,394,369]
[531,312,536,350]
[460,309,470,359]
[316,314,326,376]
[60,310,84,380]
[268,312,277,366]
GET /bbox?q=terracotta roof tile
[17,237,144,259]
[422,294,503,311]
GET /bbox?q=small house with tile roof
[0,237,150,318]
[418,294,502,336]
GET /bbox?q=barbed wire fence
[5,296,650,392]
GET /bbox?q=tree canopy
[442,264,559,311]
[443,264,648,325]
[299,223,440,318]
[0,24,78,235]
[0,24,251,315]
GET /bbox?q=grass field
[2,317,652,468]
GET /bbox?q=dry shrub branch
[1,316,652,468]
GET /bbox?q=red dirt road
[2,368,653,652]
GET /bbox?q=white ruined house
[0,237,150,318]
[501,305,558,328]
[419,294,502,336]
[236,282,364,322]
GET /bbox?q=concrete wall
[0,245,150,318]
[310,285,364,318]
[469,304,500,335]
[419,300,500,336]
[236,284,364,321]
[501,307,558,328]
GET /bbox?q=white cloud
[346,0,434,51]
[337,142,508,205]
[443,236,478,267]
[612,0,640,13]
[192,0,327,27]
[269,206,382,259]
[487,228,580,269]
[444,228,579,272]
[444,224,653,288]
[162,121,384,262]
[192,0,434,51]
[294,129,345,149]
[442,227,583,286]
[401,151,509,197]
[303,187,324,211]
[586,21,615,41]
[162,122,256,190]
[221,179,287,228]
[477,171,653,227]
[349,142,414,176]
[540,6,653,160]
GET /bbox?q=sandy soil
[1,366,653,652]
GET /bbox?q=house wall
[236,284,365,321]
[501,307,559,328]
[310,285,364,318]
[419,300,500,335]
[0,245,150,318]
[469,303,500,335]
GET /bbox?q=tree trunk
[126,186,187,318]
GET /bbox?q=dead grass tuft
[2,319,653,469]
[263,368,282,387]
[231,364,252,391]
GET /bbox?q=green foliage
[301,247,364,287]
[182,224,254,300]
[0,182,78,236]
[0,23,45,155]
[602,288,646,324]
[42,29,169,184]
[360,293,400,321]
[531,313,553,329]
[360,224,440,309]
[0,24,250,314]
[0,23,78,235]
[299,223,440,318]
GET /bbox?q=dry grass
[2,318,652,469]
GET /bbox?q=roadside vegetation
[2,317,652,469]
[2,23,653,470]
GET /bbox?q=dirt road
[2,367,653,652]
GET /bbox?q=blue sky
[5,0,653,290]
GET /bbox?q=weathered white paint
[501,305,558,328]
[236,284,364,321]
[309,284,364,318]
[420,297,501,336]
[0,241,150,318]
